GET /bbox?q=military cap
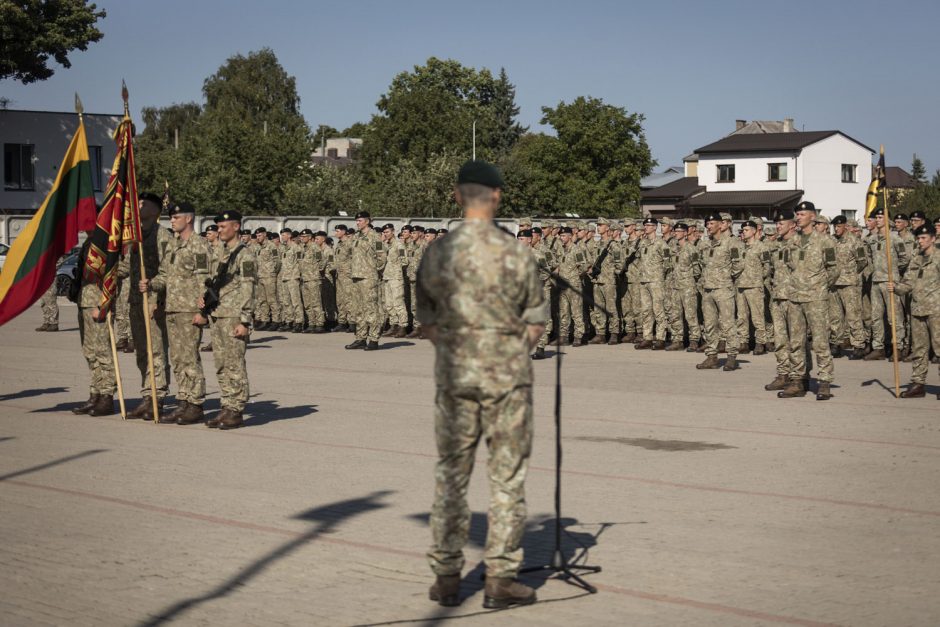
[660,217,675,226]
[744,220,758,229]
[621,218,636,227]
[169,202,196,216]
[254,226,268,234]
[814,215,830,225]
[748,215,764,226]
[773,210,795,222]
[596,217,610,225]
[355,210,371,220]
[704,213,722,223]
[910,210,927,220]
[577,221,588,230]
[517,229,533,238]
[642,217,658,226]
[326,237,334,245]
[587,224,596,232]
[198,231,207,237]
[240,228,252,236]
[140,192,163,205]
[894,213,909,221]
[456,160,504,188]
[559,226,574,234]
[871,207,885,217]
[532,226,543,234]
[913,224,936,236]
[216,210,243,223]
[846,218,859,228]
[279,227,292,234]
[438,228,448,234]
[205,224,219,232]
[674,222,688,231]
[291,230,300,238]
[300,228,313,236]
[541,219,554,228]
[413,225,426,232]
[518,217,533,227]
[719,212,733,222]
[426,228,438,235]
[381,223,395,231]
[400,224,412,232]
[831,215,847,225]
[795,201,817,213]
[315,230,328,238]
[696,220,706,230]
[764,225,777,235]
[333,224,349,232]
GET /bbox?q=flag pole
[106,310,127,419]
[878,146,900,398]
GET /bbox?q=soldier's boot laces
[815,382,833,401]
[72,394,99,415]
[863,348,885,361]
[161,401,189,424]
[176,403,205,425]
[723,355,739,371]
[899,383,925,398]
[764,375,788,391]
[696,355,720,370]
[89,394,114,417]
[482,577,536,610]
[428,574,461,607]
[777,380,806,398]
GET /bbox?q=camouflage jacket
[118,225,173,305]
[299,242,328,282]
[210,241,256,324]
[532,240,555,283]
[833,232,867,287]
[254,239,280,278]
[787,230,838,303]
[415,219,547,392]
[895,248,940,316]
[77,240,102,309]
[623,237,641,280]
[150,233,212,313]
[673,241,701,290]
[769,236,794,300]
[406,240,425,282]
[637,236,671,283]
[701,232,743,290]
[867,232,909,282]
[278,241,302,281]
[383,238,408,283]
[350,228,387,280]
[592,239,624,284]
[736,239,772,289]
[333,238,353,278]
[556,242,588,284]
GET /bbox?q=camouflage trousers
[301,280,325,327]
[703,287,738,357]
[910,314,940,384]
[788,299,834,383]
[558,283,584,341]
[672,287,701,342]
[383,279,408,327]
[352,277,382,342]
[621,278,641,334]
[590,280,618,336]
[336,274,355,325]
[408,280,420,330]
[639,281,667,341]
[770,299,795,377]
[736,287,768,346]
[829,285,866,349]
[256,277,281,323]
[210,317,249,412]
[129,301,170,400]
[871,282,906,350]
[78,307,116,396]
[428,385,533,579]
[279,279,303,324]
[166,312,205,405]
[40,283,59,325]
[115,280,131,342]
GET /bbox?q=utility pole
[472,120,476,161]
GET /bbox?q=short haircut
[457,183,493,206]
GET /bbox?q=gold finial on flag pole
[74,93,84,120]
[121,79,129,116]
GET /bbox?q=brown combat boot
[738,343,751,354]
[764,375,788,391]
[816,382,832,401]
[777,379,806,398]
[899,383,926,398]
[428,574,461,607]
[161,401,189,424]
[176,403,205,425]
[686,340,699,353]
[483,577,536,609]
[219,410,244,430]
[406,328,421,339]
[72,394,99,415]
[622,331,637,343]
[115,338,128,351]
[128,397,161,420]
[635,339,652,350]
[206,408,231,429]
[89,394,114,416]
[393,325,408,338]
[696,355,720,370]
[665,341,684,351]
[723,355,739,371]
[753,343,766,356]
[864,348,885,361]
[607,335,620,345]
[651,340,666,350]
[765,341,774,353]
[589,334,606,344]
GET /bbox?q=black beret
[642,217,658,226]
[438,228,448,234]
[140,192,163,205]
[831,215,847,225]
[168,202,196,216]
[913,224,936,236]
[425,228,438,235]
[532,226,543,234]
[240,228,251,235]
[674,222,688,231]
[413,225,426,232]
[205,224,219,232]
[333,224,348,232]
[300,228,313,236]
[773,211,794,222]
[871,208,885,217]
[910,211,927,220]
[894,213,909,221]
[744,220,757,229]
[559,226,573,234]
[326,237,334,245]
[795,201,816,213]
[198,231,207,237]
[456,160,504,189]
[381,223,395,231]
[355,211,371,220]
[400,224,413,232]
[253,227,267,234]
[315,230,328,238]
[216,210,243,223]
[291,231,300,238]
[704,214,722,223]
[280,227,292,234]
[517,229,533,238]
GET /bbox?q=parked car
[55,249,82,296]
[0,242,8,272]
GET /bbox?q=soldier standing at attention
[142,202,211,425]
[380,223,409,338]
[202,210,256,429]
[669,223,702,351]
[406,225,428,338]
[277,227,304,333]
[829,215,868,359]
[620,219,641,343]
[588,217,624,344]
[35,280,59,332]
[555,226,588,346]
[778,202,839,400]
[635,217,671,350]
[346,211,387,351]
[736,220,772,355]
[696,213,743,371]
[529,226,556,360]
[865,208,910,360]
[298,229,328,333]
[765,212,798,391]
[418,160,546,609]
[332,225,355,332]
[253,227,281,330]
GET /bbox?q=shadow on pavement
[249,334,288,344]
[244,400,318,427]
[0,449,107,482]
[138,490,393,627]
[0,386,69,402]
[378,341,416,350]
[0,437,15,443]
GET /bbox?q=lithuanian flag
[0,115,97,326]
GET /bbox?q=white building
[1,108,122,213]
[311,137,362,165]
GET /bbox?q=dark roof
[641,177,705,200]
[695,131,874,155]
[687,190,804,208]
[885,166,915,189]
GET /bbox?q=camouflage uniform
[382,235,409,328]
[334,238,355,327]
[39,282,59,326]
[894,246,940,384]
[830,230,868,350]
[867,232,910,351]
[350,227,387,342]
[278,239,303,326]
[701,231,743,357]
[150,233,211,407]
[673,239,702,344]
[77,241,116,397]
[621,234,642,336]
[637,235,671,342]
[416,219,547,579]
[589,231,624,338]
[209,241,256,412]
[299,241,328,328]
[532,239,556,349]
[787,230,839,383]
[114,277,131,344]
[770,235,796,378]
[407,239,426,332]
[736,238,772,348]
[254,238,281,325]
[556,240,588,342]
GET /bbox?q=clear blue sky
[3,0,938,175]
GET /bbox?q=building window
[327,148,338,159]
[768,163,787,182]
[717,164,735,183]
[841,210,855,220]
[89,145,104,192]
[4,143,36,190]
[841,164,857,183]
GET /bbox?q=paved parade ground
[1,302,938,626]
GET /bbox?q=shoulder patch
[729,247,740,259]
[760,251,770,262]
[195,253,209,272]
[824,247,836,263]
[241,258,257,278]
[374,241,385,252]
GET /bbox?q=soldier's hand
[91,307,104,322]
[193,313,208,326]
[886,281,894,293]
[138,279,149,293]
[232,324,249,338]
[197,297,206,309]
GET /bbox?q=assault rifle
[588,240,614,279]
[200,244,245,318]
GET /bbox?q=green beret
[457,160,504,189]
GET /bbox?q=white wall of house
[1,110,120,213]
[797,135,871,220]
[698,152,799,192]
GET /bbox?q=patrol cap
[456,160,504,188]
[642,217,658,226]
[518,217,533,227]
[300,228,313,236]
[205,224,219,233]
[425,228,438,235]
[140,192,163,205]
[719,212,733,222]
[517,229,533,238]
[814,215,830,225]
[559,226,574,234]
[894,213,909,221]
[831,215,847,225]
[910,210,927,220]
[621,218,635,227]
[169,202,196,216]
[773,210,795,222]
[704,213,722,223]
[846,218,859,228]
[795,201,817,213]
[333,224,348,232]
[315,230,328,238]
[216,210,243,224]
[748,216,764,226]
[355,211,371,220]
[913,224,936,236]
[587,224,596,232]
[660,217,675,226]
[674,222,688,231]
[596,217,610,225]
[381,223,395,231]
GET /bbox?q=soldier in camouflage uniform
[635,217,671,350]
[345,211,387,350]
[696,213,743,371]
[556,226,588,345]
[144,202,211,425]
[73,233,116,417]
[332,225,355,332]
[668,223,702,351]
[865,208,910,360]
[890,224,940,398]
[201,224,222,353]
[736,220,772,355]
[380,223,409,338]
[201,210,256,429]
[529,225,556,360]
[764,212,798,391]
[418,161,545,609]
[860,215,877,347]
[894,214,916,360]
[660,217,679,344]
[406,225,427,338]
[588,217,624,344]
[298,229,329,333]
[778,202,840,400]
[829,215,868,359]
[35,281,59,331]
[620,219,642,342]
[277,228,304,332]
[253,228,281,330]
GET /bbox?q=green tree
[282,163,366,216]
[491,68,527,157]
[312,124,339,151]
[910,153,926,184]
[135,102,202,198]
[896,173,940,220]
[0,0,105,84]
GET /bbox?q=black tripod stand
[521,273,601,592]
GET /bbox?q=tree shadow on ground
[0,449,107,482]
[0,386,68,402]
[137,490,393,627]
